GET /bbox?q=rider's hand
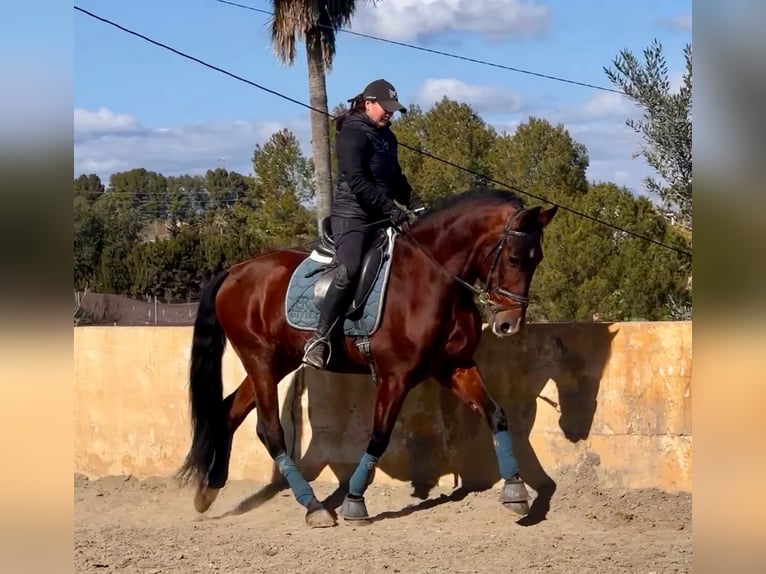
[408,194,426,214]
[389,206,411,232]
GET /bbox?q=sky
[73,0,692,196]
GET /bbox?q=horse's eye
[508,256,520,268]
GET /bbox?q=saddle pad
[285,246,395,337]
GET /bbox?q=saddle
[310,217,392,318]
[286,218,397,381]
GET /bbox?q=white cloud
[487,88,656,193]
[497,116,651,192]
[73,107,312,182]
[567,122,652,187]
[392,81,656,193]
[557,95,649,192]
[657,15,692,31]
[414,78,524,113]
[575,91,636,122]
[546,80,687,190]
[523,90,639,127]
[74,88,657,197]
[350,0,550,42]
[74,107,144,136]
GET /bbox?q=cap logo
[389,88,397,99]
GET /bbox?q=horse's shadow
[222,324,616,525]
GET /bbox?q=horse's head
[480,204,558,337]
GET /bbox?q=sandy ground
[74,463,691,574]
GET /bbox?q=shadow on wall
[274,323,619,522]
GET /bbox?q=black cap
[361,79,406,114]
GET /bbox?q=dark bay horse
[177,187,558,527]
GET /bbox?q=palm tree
[269,0,366,233]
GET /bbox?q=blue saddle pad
[284,233,396,337]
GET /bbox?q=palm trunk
[305,32,333,233]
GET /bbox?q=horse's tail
[176,269,230,487]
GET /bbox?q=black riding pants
[330,215,377,288]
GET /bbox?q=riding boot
[302,277,353,369]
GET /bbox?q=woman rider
[302,78,425,370]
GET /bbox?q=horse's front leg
[441,363,530,515]
[341,377,411,521]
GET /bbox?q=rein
[399,213,534,315]
[316,212,534,316]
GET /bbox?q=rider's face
[364,100,392,126]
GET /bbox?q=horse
[176,186,558,527]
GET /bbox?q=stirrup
[302,336,330,369]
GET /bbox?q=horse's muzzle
[491,314,523,337]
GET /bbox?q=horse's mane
[415,186,525,225]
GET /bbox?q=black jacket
[331,112,413,221]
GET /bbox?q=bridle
[474,220,536,314]
[403,213,538,316]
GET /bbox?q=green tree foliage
[487,118,687,321]
[530,182,690,322]
[127,222,205,302]
[73,111,691,320]
[604,39,693,234]
[107,168,169,222]
[73,194,104,290]
[392,98,496,204]
[249,129,316,244]
[251,128,314,205]
[488,117,589,200]
[166,174,206,222]
[328,102,347,186]
[72,128,317,302]
[87,191,144,294]
[204,167,249,211]
[74,173,105,204]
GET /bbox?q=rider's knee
[334,263,352,288]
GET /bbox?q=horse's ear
[538,205,558,227]
[512,206,542,231]
[511,205,558,231]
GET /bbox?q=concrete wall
[74,322,691,493]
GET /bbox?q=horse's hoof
[194,484,220,513]
[500,476,529,504]
[341,494,371,521]
[503,501,530,516]
[305,499,336,528]
[500,476,529,516]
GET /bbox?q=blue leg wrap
[493,430,520,479]
[348,452,379,496]
[275,452,315,507]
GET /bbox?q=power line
[214,0,623,95]
[73,6,315,111]
[73,6,691,258]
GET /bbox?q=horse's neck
[414,208,504,284]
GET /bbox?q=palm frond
[269,0,372,67]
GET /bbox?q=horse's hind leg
[194,376,256,513]
[440,363,530,516]
[238,349,335,528]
